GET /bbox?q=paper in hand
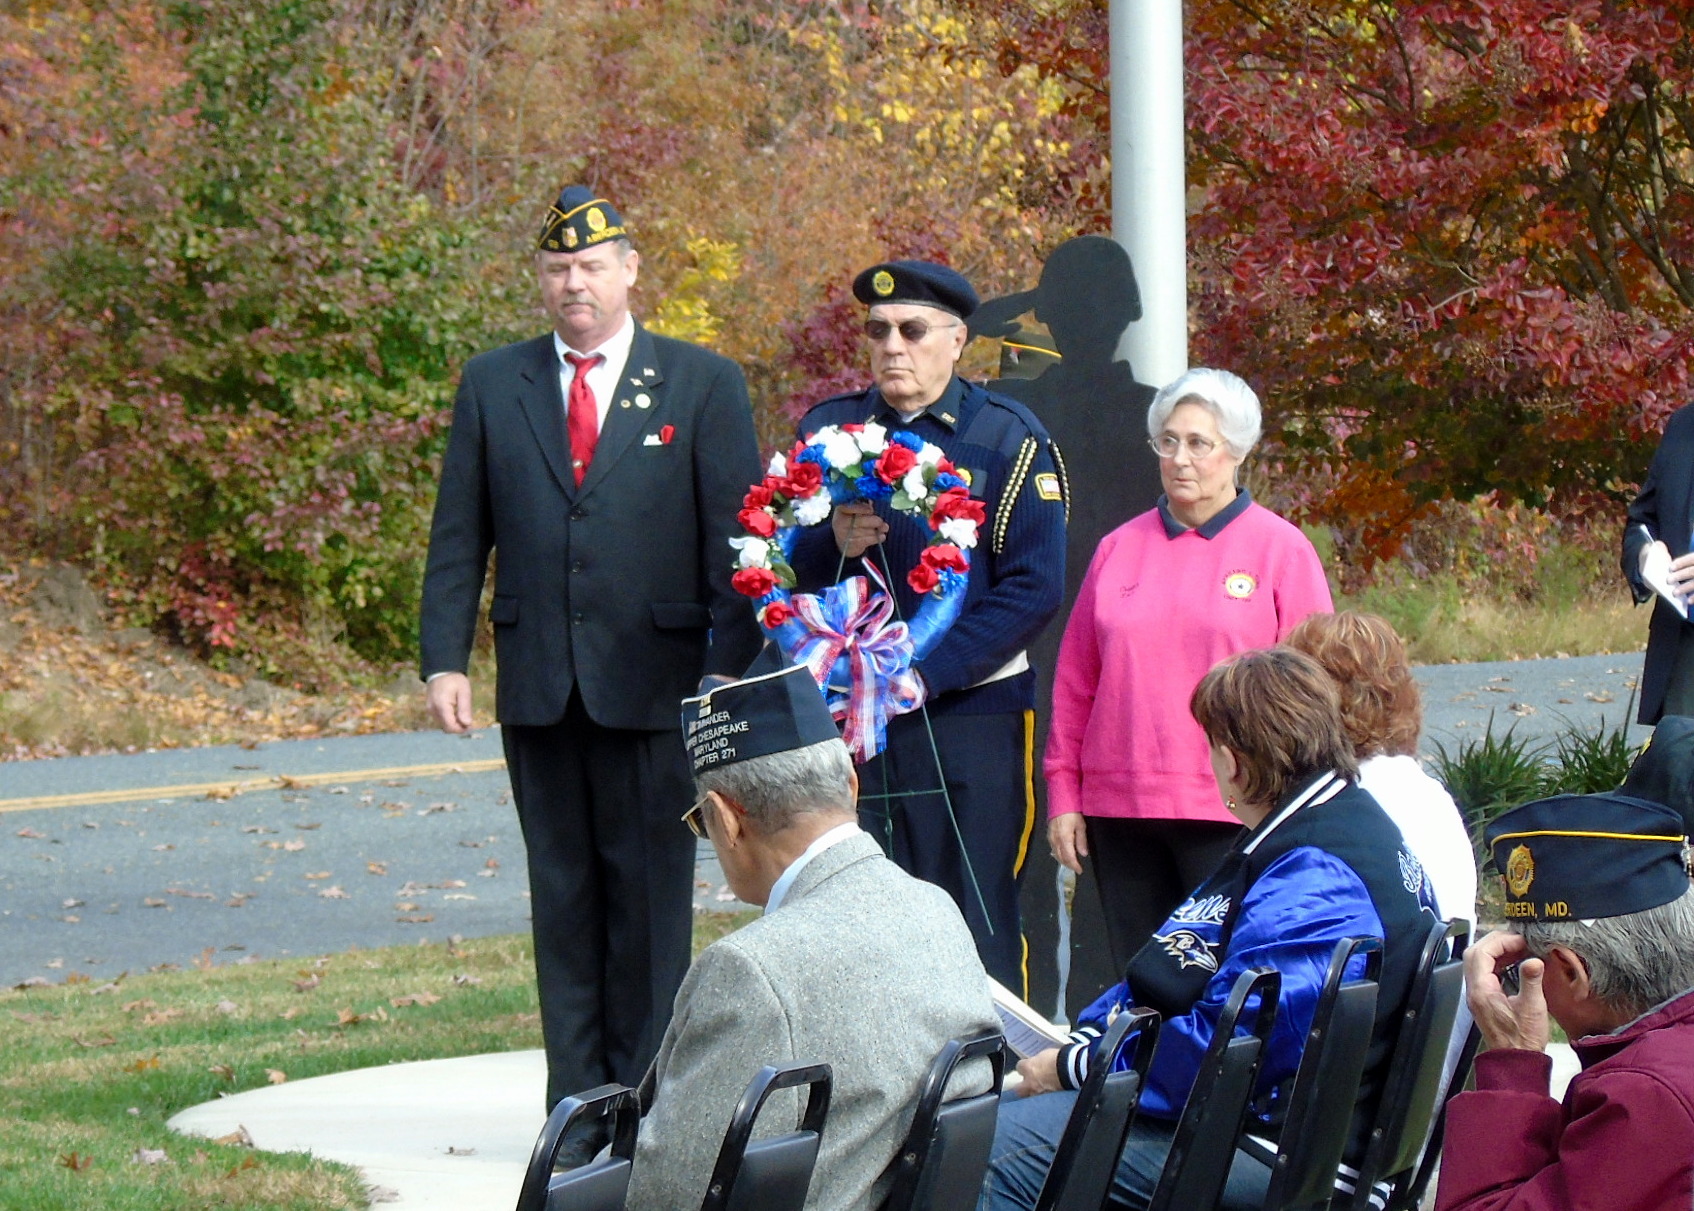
[1641,541,1690,621]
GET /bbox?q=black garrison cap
[1622,715,1694,835]
[681,664,839,776]
[538,186,629,253]
[1487,791,1692,923]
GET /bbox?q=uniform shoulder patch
[1034,472,1063,501]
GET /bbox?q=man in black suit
[419,187,762,1113]
[1624,403,1694,724]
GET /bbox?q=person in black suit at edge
[419,187,763,1128]
[1623,402,1694,724]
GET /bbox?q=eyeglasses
[681,794,712,840]
[864,318,961,344]
[1149,434,1223,460]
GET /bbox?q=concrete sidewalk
[167,1044,1583,1209]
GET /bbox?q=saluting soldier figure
[787,259,1068,993]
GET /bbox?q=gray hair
[694,739,855,833]
[1517,885,1694,1020]
[1146,368,1263,458]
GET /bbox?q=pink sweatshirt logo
[1223,571,1258,599]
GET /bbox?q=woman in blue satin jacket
[980,647,1437,1211]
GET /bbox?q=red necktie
[564,352,603,487]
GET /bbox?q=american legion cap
[1621,714,1694,835]
[537,185,629,253]
[852,259,979,319]
[1486,791,1692,923]
[681,664,839,777]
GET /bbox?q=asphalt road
[0,652,1648,987]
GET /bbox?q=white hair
[1146,368,1263,458]
[694,739,855,831]
[1518,885,1694,1019]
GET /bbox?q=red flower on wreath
[784,461,824,497]
[761,600,793,627]
[907,563,940,594]
[930,488,986,528]
[875,444,918,484]
[732,567,780,597]
[744,483,775,511]
[737,507,777,538]
[921,543,969,574]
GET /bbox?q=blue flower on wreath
[796,446,829,467]
[938,569,968,594]
[889,431,926,453]
[855,474,895,501]
[932,472,965,492]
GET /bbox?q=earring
[1226,796,1237,811]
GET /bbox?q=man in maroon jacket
[1437,792,1694,1211]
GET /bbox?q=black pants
[1084,817,1242,976]
[502,692,697,1110]
[858,709,1037,993]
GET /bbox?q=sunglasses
[863,318,961,344]
[681,794,712,840]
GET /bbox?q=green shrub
[1429,714,1551,859]
[1539,700,1641,796]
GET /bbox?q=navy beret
[538,186,629,253]
[1622,716,1694,835]
[681,664,840,776]
[1487,791,1691,923]
[853,260,979,319]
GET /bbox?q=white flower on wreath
[793,493,832,527]
[766,451,788,479]
[916,441,943,468]
[855,422,888,457]
[938,517,979,549]
[900,465,929,501]
[820,429,863,472]
[729,535,771,568]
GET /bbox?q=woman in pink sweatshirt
[1044,367,1332,971]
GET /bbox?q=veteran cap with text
[537,185,629,253]
[681,663,839,776]
[853,260,979,319]
[1486,791,1692,922]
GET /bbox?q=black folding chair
[881,1029,1007,1211]
[1146,967,1282,1211]
[1396,1020,1480,1211]
[699,1060,833,1211]
[1346,918,1472,1210]
[1242,936,1383,1211]
[515,1083,640,1211]
[1032,1005,1162,1211]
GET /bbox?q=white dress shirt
[764,821,862,915]
[553,314,636,433]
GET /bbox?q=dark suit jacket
[1623,403,1694,725]
[420,324,762,730]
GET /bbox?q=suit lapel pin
[644,367,657,377]
[635,393,652,409]
[619,399,632,408]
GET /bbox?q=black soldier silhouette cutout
[972,235,1165,1014]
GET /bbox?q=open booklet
[1639,534,1691,621]
[988,976,1072,1061]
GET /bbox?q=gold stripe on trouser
[1014,709,1037,999]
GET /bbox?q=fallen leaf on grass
[208,1064,235,1082]
[58,1152,93,1171]
[142,1010,183,1026]
[397,914,434,924]
[265,1069,287,1084]
[451,974,482,986]
[391,991,441,1008]
[192,948,216,972]
[278,1007,303,1020]
[215,999,239,1014]
[90,981,121,995]
[131,1147,170,1165]
[318,885,349,899]
[291,974,320,993]
[122,999,158,1012]
[73,1034,117,1048]
[336,1006,388,1026]
[212,1125,253,1146]
[125,1055,161,1073]
[225,1155,261,1177]
[63,972,89,985]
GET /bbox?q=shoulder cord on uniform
[994,436,1039,556]
[1049,439,1072,527]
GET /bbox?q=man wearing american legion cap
[1434,791,1694,1211]
[785,259,1069,994]
[623,664,998,1209]
[419,185,763,1117]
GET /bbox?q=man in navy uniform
[788,259,1067,992]
[419,187,761,1120]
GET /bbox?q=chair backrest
[1346,918,1471,1208]
[700,1061,833,1211]
[1034,1006,1162,1211]
[514,1083,640,1211]
[1259,936,1383,1211]
[1146,967,1281,1211]
[881,1029,1007,1211]
[1395,1021,1481,1211]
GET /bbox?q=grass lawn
[1,914,756,1210]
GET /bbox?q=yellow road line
[0,758,508,815]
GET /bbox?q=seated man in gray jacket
[626,662,1001,1211]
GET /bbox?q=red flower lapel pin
[660,424,675,445]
